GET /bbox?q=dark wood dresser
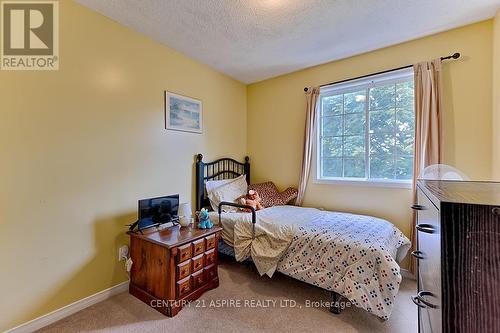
[413,180,500,333]
[128,225,222,316]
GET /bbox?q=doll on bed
[237,189,263,212]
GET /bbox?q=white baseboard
[6,281,130,333]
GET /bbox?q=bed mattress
[209,205,410,319]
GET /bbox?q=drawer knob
[416,223,436,234]
[492,207,500,216]
[411,204,425,211]
[411,295,427,308]
[411,250,425,260]
[411,292,438,309]
[416,291,438,309]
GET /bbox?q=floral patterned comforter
[276,208,410,319]
[217,205,410,319]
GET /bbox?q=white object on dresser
[178,202,193,227]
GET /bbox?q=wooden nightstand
[128,224,222,316]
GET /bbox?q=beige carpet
[37,258,417,333]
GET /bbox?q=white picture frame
[164,91,203,133]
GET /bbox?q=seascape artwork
[165,92,202,133]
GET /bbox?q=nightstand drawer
[192,270,205,289]
[205,249,216,266]
[176,260,191,281]
[206,235,216,250]
[205,263,217,281]
[176,276,191,298]
[177,243,192,263]
[192,239,205,256]
[192,254,204,273]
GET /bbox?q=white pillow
[205,178,234,194]
[207,175,247,212]
[205,174,246,195]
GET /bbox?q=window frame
[314,68,414,189]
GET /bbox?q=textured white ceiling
[76,0,500,83]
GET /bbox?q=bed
[195,154,411,320]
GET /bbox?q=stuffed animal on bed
[197,208,213,229]
[237,189,263,212]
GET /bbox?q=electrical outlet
[126,258,133,272]
[118,245,129,261]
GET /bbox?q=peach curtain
[296,87,320,206]
[408,59,443,274]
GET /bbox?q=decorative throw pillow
[207,174,247,212]
[248,182,281,208]
[279,187,298,205]
[249,182,299,208]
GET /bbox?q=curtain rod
[303,52,460,92]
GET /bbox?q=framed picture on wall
[164,91,203,133]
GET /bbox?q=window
[316,68,415,186]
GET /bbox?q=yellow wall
[0,1,246,331]
[247,21,493,240]
[494,11,500,180]
[1,2,496,330]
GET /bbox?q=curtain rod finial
[452,52,460,59]
[304,87,309,92]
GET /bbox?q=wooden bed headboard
[195,154,250,211]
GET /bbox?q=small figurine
[197,208,213,229]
